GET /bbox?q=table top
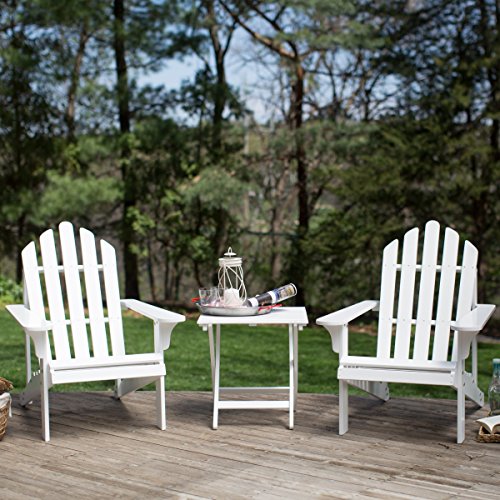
[197,306,308,327]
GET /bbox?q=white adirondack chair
[6,221,185,441]
[317,221,496,443]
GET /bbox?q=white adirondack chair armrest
[452,304,496,361]
[6,304,51,359]
[316,300,379,355]
[316,300,379,327]
[121,299,186,324]
[6,304,51,332]
[121,299,186,351]
[453,304,496,333]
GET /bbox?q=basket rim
[477,425,500,443]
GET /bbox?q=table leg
[213,325,221,430]
[293,325,299,412]
[208,325,215,392]
[288,325,294,430]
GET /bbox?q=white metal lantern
[218,247,247,306]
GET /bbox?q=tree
[0,0,59,279]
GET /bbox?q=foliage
[0,0,498,312]
[0,276,22,305]
[33,171,121,227]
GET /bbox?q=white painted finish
[413,220,439,361]
[213,325,221,430]
[432,228,460,361]
[340,356,455,372]
[21,243,46,322]
[80,228,108,357]
[453,304,495,332]
[338,366,454,386]
[218,401,290,410]
[120,299,185,323]
[40,229,71,361]
[316,221,495,443]
[289,324,295,429]
[6,221,185,441]
[316,300,378,327]
[394,227,419,360]
[59,221,90,359]
[197,306,308,326]
[199,307,308,430]
[219,387,289,394]
[100,239,125,356]
[377,239,398,358]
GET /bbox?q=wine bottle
[245,283,297,307]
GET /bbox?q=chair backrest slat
[394,228,419,360]
[80,228,109,357]
[451,241,478,360]
[40,229,71,361]
[431,227,459,361]
[101,240,125,355]
[22,242,46,320]
[377,239,398,358]
[413,221,440,361]
[59,222,90,359]
[455,241,478,318]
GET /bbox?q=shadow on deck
[1,392,499,499]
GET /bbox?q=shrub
[0,276,22,304]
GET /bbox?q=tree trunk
[290,63,308,305]
[147,238,156,302]
[113,0,140,299]
[205,0,226,159]
[163,251,171,301]
[66,22,88,141]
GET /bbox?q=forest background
[0,0,498,321]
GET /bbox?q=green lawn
[0,308,497,398]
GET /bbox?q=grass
[0,308,497,399]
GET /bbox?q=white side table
[197,307,308,429]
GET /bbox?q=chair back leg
[156,376,166,430]
[339,380,349,435]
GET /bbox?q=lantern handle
[224,247,236,257]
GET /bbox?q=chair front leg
[40,360,50,442]
[456,358,465,444]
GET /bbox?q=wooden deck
[1,391,499,499]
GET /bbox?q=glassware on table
[488,358,500,416]
[198,287,223,307]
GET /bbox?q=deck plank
[1,392,498,499]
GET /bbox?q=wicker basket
[477,426,500,443]
[0,394,11,441]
